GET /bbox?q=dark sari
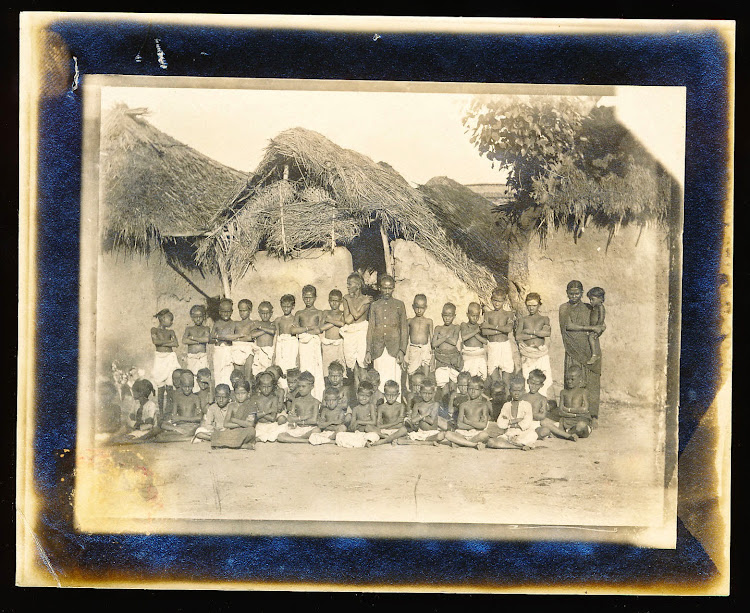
[559,301,601,418]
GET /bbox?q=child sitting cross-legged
[369,380,410,446]
[308,387,349,445]
[487,377,538,450]
[251,371,288,444]
[443,376,490,450]
[211,379,256,449]
[401,378,445,445]
[276,371,321,443]
[334,381,381,448]
[523,369,577,442]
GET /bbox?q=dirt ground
[80,401,668,531]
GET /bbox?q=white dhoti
[255,421,289,443]
[251,344,274,376]
[274,334,299,374]
[213,345,235,386]
[462,346,488,379]
[335,431,380,448]
[321,337,346,374]
[339,321,368,370]
[456,427,488,440]
[308,430,335,445]
[408,429,441,442]
[185,352,209,391]
[487,340,515,375]
[406,343,432,375]
[435,366,459,387]
[298,333,325,401]
[518,343,553,397]
[232,341,256,366]
[501,426,538,447]
[152,351,182,388]
[285,424,316,438]
[373,349,401,397]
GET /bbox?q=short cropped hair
[525,292,543,304]
[528,369,547,383]
[409,371,425,381]
[509,376,526,388]
[230,370,245,384]
[457,371,471,381]
[383,380,400,392]
[469,375,484,387]
[190,304,206,316]
[238,299,252,310]
[358,381,375,393]
[298,371,315,384]
[442,302,456,312]
[154,308,173,319]
[196,368,212,380]
[219,298,233,308]
[256,372,274,386]
[327,360,345,374]
[235,379,251,392]
[413,293,427,303]
[329,289,343,300]
[366,368,380,381]
[215,383,231,395]
[132,379,155,399]
[258,301,273,311]
[302,284,317,296]
[491,286,507,299]
[179,371,195,387]
[324,386,340,398]
[280,294,296,306]
[347,272,364,285]
[379,274,395,286]
[266,365,283,380]
[587,286,605,301]
[567,280,584,292]
[286,368,301,379]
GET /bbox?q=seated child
[274,294,299,376]
[250,301,277,376]
[151,308,181,411]
[558,365,592,438]
[335,381,380,448]
[114,378,160,444]
[432,303,463,399]
[196,368,215,416]
[194,383,232,442]
[443,371,471,428]
[252,371,288,443]
[370,380,409,446]
[277,371,321,443]
[405,294,433,384]
[402,378,445,445]
[211,379,256,449]
[586,287,606,365]
[164,368,185,420]
[487,378,507,422]
[230,368,248,400]
[523,369,576,441]
[402,371,425,414]
[265,365,287,407]
[284,368,301,412]
[366,368,385,407]
[320,289,346,374]
[444,376,490,449]
[324,360,354,427]
[182,304,211,391]
[162,370,202,436]
[488,377,537,450]
[460,302,489,380]
[232,299,257,380]
[308,387,348,445]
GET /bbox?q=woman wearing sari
[558,280,606,427]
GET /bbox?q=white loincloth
[152,351,182,388]
[462,345,488,379]
[251,344,274,376]
[255,421,289,443]
[501,426,538,447]
[406,343,432,375]
[308,430,335,445]
[518,342,553,396]
[213,345,235,386]
[232,341,256,366]
[339,321,368,369]
[408,429,441,442]
[335,431,380,448]
[455,427,487,440]
[435,366,459,387]
[321,337,346,374]
[274,333,299,374]
[379,428,400,437]
[285,424,316,438]
[373,349,401,399]
[487,339,515,375]
[185,352,209,391]
[298,333,325,402]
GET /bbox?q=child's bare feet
[569,433,578,442]
[591,417,599,430]
[476,442,486,451]
[586,354,600,365]
[521,445,531,451]
[391,439,399,446]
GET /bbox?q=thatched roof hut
[198,128,503,301]
[100,104,248,253]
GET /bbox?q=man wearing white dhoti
[291,285,326,402]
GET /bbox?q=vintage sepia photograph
[73,77,684,545]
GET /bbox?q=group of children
[98,273,604,450]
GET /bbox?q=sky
[100,85,685,187]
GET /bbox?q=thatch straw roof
[418,176,508,278]
[100,104,248,252]
[198,128,503,301]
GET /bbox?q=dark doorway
[348,219,388,294]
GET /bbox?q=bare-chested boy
[402,371,425,414]
[284,367,301,412]
[460,302,489,380]
[444,370,471,427]
[246,301,275,376]
[335,381,380,448]
[151,308,181,411]
[482,286,516,390]
[196,368,214,416]
[340,273,373,388]
[277,371,321,443]
[308,387,348,445]
[516,292,553,397]
[366,368,385,407]
[211,299,239,386]
[252,371,288,443]
[523,369,577,441]
[401,379,445,445]
[488,377,537,450]
[232,299,257,380]
[320,289,346,374]
[324,360,354,425]
[264,365,287,408]
[274,294,299,375]
[444,376,489,449]
[182,305,210,391]
[162,370,202,437]
[432,303,463,400]
[370,380,410,446]
[291,285,325,402]
[405,294,433,392]
[558,365,592,438]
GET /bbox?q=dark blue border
[33,21,729,588]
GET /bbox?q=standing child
[586,287,606,365]
[402,379,445,445]
[150,308,181,412]
[291,285,325,402]
[250,301,276,376]
[432,303,463,399]
[252,371,288,443]
[370,381,410,446]
[274,294,299,375]
[482,286,516,390]
[444,376,490,449]
[276,371,321,443]
[211,299,238,386]
[232,299,257,381]
[488,377,537,450]
[320,289,347,374]
[211,379,256,449]
[340,273,373,388]
[405,294,433,391]
[516,292,553,397]
[460,302,489,380]
[308,387,348,445]
[182,305,210,392]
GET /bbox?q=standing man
[365,275,408,400]
[340,272,373,389]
